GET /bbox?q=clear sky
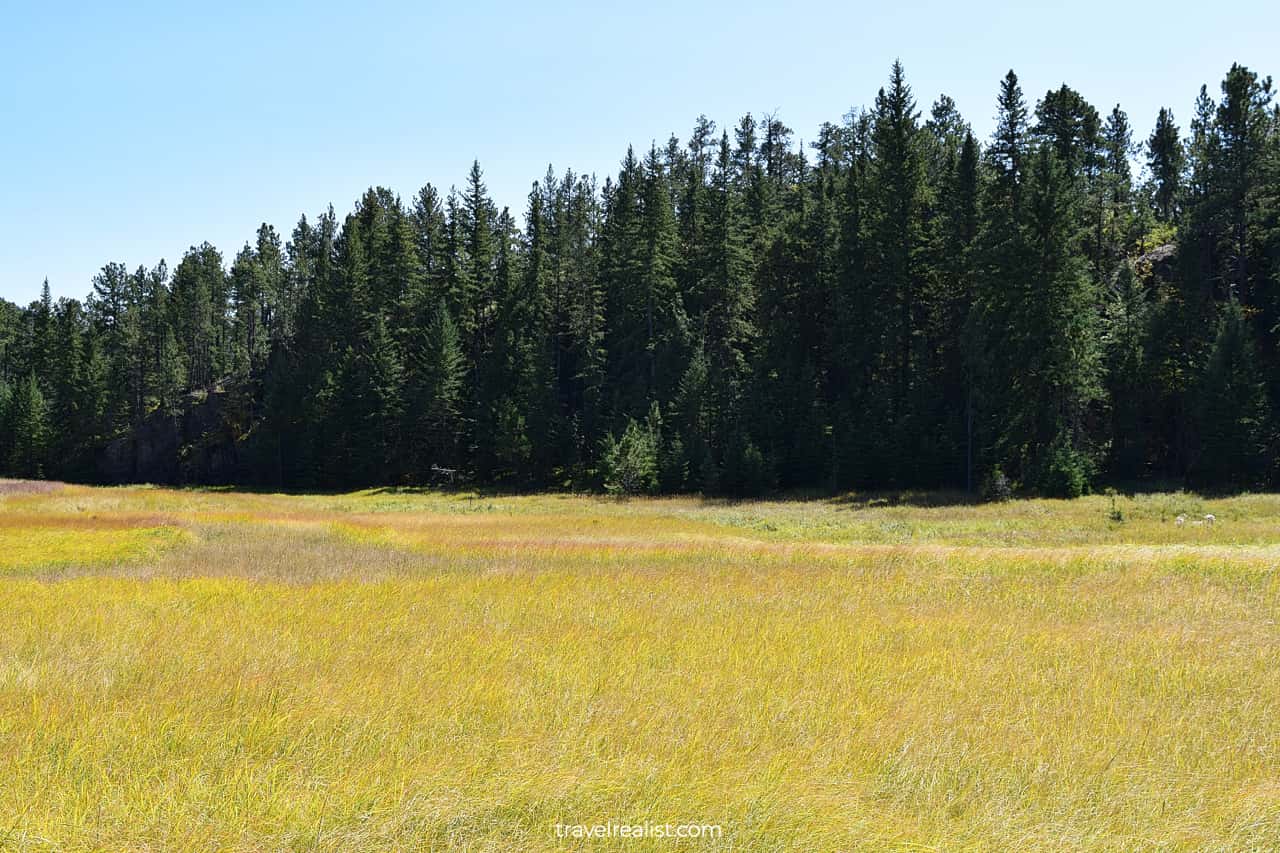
[2,0,1276,305]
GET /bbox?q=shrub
[980,465,1013,502]
[1105,487,1124,522]
[601,416,660,496]
[1035,434,1092,498]
[721,434,773,497]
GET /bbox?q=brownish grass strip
[0,512,176,531]
[0,478,64,496]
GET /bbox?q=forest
[1,62,1277,497]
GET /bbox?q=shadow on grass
[43,474,1265,510]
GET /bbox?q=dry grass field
[1,480,1277,850]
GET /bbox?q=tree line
[2,62,1277,496]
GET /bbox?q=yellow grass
[1,482,1278,849]
[0,519,187,576]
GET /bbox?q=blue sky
[2,0,1276,305]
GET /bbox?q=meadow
[0,480,1277,850]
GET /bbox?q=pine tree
[1099,105,1137,275]
[753,139,833,489]
[32,281,54,392]
[405,299,467,479]
[831,121,875,487]
[171,243,227,390]
[327,218,404,486]
[601,146,654,418]
[443,190,473,338]
[1194,300,1266,485]
[0,299,20,386]
[270,208,338,487]
[516,181,560,482]
[678,118,715,322]
[48,298,87,473]
[0,378,11,473]
[1020,146,1103,494]
[703,133,755,384]
[640,144,688,402]
[137,261,179,415]
[670,346,713,491]
[1103,106,1135,193]
[229,245,259,381]
[463,161,495,365]
[975,70,1034,486]
[255,224,286,351]
[1214,64,1273,304]
[88,262,137,434]
[7,373,49,478]
[383,199,424,347]
[942,131,981,489]
[1103,261,1152,479]
[473,207,533,481]
[1147,108,1184,222]
[229,225,284,383]
[867,60,926,482]
[560,171,606,480]
[991,71,1029,189]
[411,184,449,306]
[732,113,768,247]
[1034,85,1101,176]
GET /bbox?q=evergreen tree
[990,71,1029,188]
[601,147,647,417]
[1034,85,1101,175]
[0,378,11,473]
[1215,65,1273,303]
[516,181,560,482]
[1147,108,1184,222]
[1019,146,1103,494]
[695,133,757,490]
[405,299,467,479]
[411,184,449,306]
[327,219,404,486]
[49,298,89,473]
[171,243,227,390]
[867,60,927,482]
[556,171,606,481]
[7,373,49,478]
[0,299,21,385]
[32,280,54,391]
[88,262,137,434]
[1099,105,1136,274]
[474,207,533,481]
[975,70,1034,486]
[703,133,755,386]
[1194,300,1266,485]
[1102,261,1152,479]
[463,161,496,369]
[941,131,982,489]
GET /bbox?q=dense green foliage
[3,63,1278,495]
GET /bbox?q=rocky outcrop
[1136,243,1178,284]
[96,385,251,485]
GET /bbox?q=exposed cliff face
[97,386,251,485]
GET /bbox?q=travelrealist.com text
[554,821,723,840]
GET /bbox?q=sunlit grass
[0,524,187,576]
[1,481,1278,848]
